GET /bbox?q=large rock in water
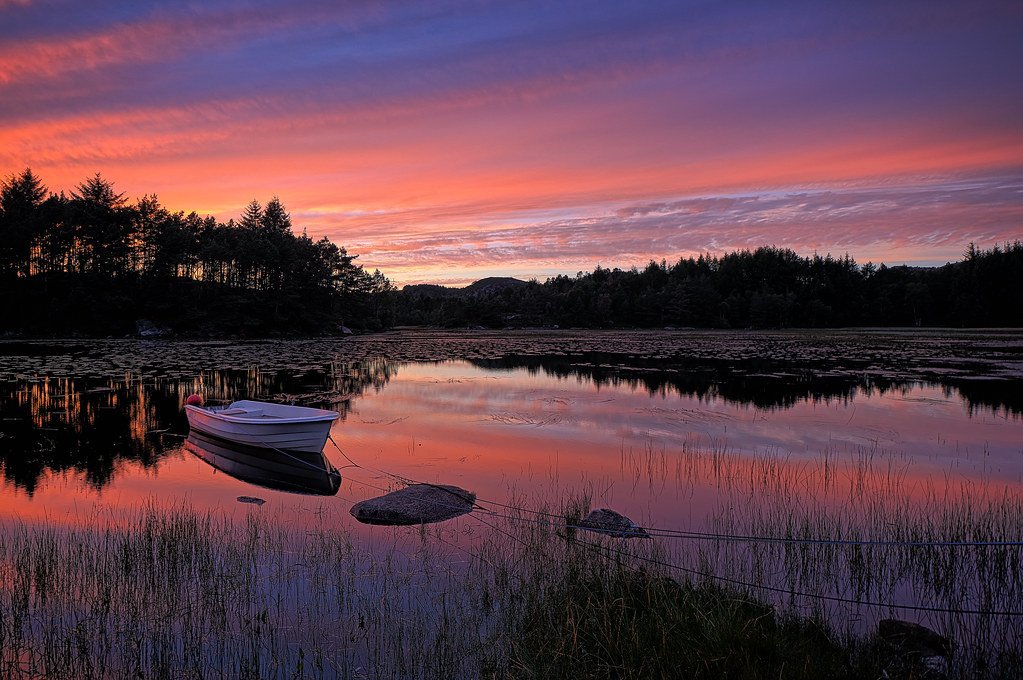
[350,484,476,525]
[877,619,954,658]
[576,508,649,538]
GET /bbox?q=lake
[1,329,1021,676]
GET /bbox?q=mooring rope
[322,434,1023,550]
[206,429,1023,617]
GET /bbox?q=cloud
[348,173,1023,284]
[0,1,432,88]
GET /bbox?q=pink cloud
[0,2,390,87]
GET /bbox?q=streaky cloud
[352,173,1023,285]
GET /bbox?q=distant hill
[463,277,529,297]
[402,277,528,298]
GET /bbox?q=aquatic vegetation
[1,328,1022,383]
[0,446,1020,679]
[616,436,1023,677]
[0,503,479,678]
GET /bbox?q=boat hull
[185,400,338,453]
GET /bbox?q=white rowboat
[185,399,339,453]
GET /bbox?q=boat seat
[219,408,264,417]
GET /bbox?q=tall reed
[1,432,1021,678]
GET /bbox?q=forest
[2,168,1021,335]
[0,169,393,335]
[395,243,1023,329]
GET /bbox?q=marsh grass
[498,560,931,679]
[1,433,1021,678]
[465,493,933,680]
[0,498,935,680]
[620,436,1023,677]
[0,504,490,679]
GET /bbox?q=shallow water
[0,349,1019,532]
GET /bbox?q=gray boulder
[350,484,475,525]
[576,508,649,538]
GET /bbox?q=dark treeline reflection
[0,169,393,335]
[1,356,1017,494]
[0,360,395,494]
[397,243,1023,329]
[955,380,1023,420]
[469,356,1023,418]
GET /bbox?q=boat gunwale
[185,404,340,426]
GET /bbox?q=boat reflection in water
[184,430,342,496]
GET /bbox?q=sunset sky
[2,0,1021,286]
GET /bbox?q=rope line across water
[227,432,1023,617]
[226,431,1023,617]
[323,435,1023,550]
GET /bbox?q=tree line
[3,167,1019,335]
[0,169,393,335]
[395,243,1023,329]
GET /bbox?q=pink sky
[2,0,1021,285]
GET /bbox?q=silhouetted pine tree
[0,169,392,335]
[0,168,47,278]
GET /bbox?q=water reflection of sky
[339,362,1023,526]
[349,361,1021,464]
[1,360,1021,534]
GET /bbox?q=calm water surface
[3,339,1023,675]
[2,357,1019,533]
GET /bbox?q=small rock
[136,319,169,338]
[350,484,475,525]
[237,496,266,506]
[877,619,954,658]
[576,508,649,538]
[339,325,354,335]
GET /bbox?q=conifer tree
[260,197,291,234]
[72,173,126,208]
[239,200,262,230]
[68,173,131,275]
[0,168,47,277]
